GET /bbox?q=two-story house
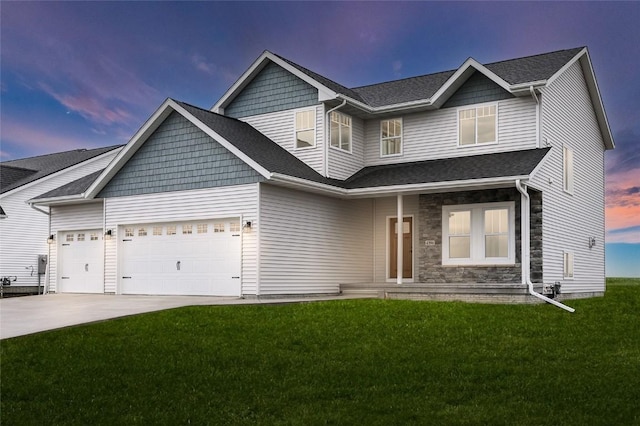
[31,47,614,305]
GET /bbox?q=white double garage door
[58,218,242,296]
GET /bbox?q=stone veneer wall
[417,188,542,283]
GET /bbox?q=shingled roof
[1,145,123,194]
[349,47,584,107]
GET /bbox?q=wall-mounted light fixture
[588,236,596,249]
[243,221,252,230]
[47,234,55,244]
[105,229,113,240]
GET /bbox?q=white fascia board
[431,58,512,104]
[85,99,176,198]
[212,51,338,113]
[28,194,96,206]
[170,101,272,180]
[269,172,528,199]
[0,147,122,199]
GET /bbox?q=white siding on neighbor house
[531,61,606,293]
[372,196,420,282]
[0,150,119,287]
[103,184,259,295]
[363,97,538,167]
[259,184,374,295]
[240,105,325,175]
[327,114,365,180]
[48,202,105,293]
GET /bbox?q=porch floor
[340,282,545,304]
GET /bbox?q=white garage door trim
[118,218,242,296]
[58,229,105,294]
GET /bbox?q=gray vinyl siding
[532,61,606,293]
[328,113,365,180]
[48,202,105,293]
[363,97,538,167]
[226,62,318,119]
[373,196,419,282]
[0,149,119,288]
[443,71,515,108]
[259,184,373,295]
[99,112,263,198]
[240,106,325,175]
[103,184,259,295]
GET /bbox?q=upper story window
[563,145,574,194]
[381,118,402,156]
[295,109,315,149]
[458,104,497,146]
[442,202,515,265]
[330,112,352,152]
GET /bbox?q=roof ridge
[351,69,457,91]
[1,144,123,164]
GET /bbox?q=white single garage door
[119,219,242,296]
[59,230,104,293]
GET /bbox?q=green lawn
[2,279,639,425]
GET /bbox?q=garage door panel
[59,230,104,293]
[120,219,241,296]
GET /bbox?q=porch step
[340,282,545,304]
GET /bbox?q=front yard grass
[2,278,639,425]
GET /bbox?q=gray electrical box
[38,255,48,275]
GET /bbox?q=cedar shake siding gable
[98,111,264,198]
[225,62,319,119]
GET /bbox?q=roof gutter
[269,173,530,199]
[516,179,575,313]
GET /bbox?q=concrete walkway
[0,293,365,340]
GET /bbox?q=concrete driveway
[1,293,360,340]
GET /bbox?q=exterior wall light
[47,235,55,244]
[105,229,113,240]
[588,236,596,248]
[243,221,252,230]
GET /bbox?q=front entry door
[389,217,413,279]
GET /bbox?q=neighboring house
[0,146,122,294]
[31,47,614,303]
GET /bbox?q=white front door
[59,230,104,293]
[119,219,242,296]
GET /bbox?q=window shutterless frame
[329,111,352,153]
[380,118,403,157]
[442,201,515,266]
[457,103,498,147]
[563,145,574,194]
[293,107,316,150]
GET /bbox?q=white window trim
[329,111,352,154]
[456,102,499,148]
[442,201,515,266]
[293,107,316,150]
[563,250,574,280]
[563,145,574,195]
[380,118,403,157]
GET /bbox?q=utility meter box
[38,255,48,275]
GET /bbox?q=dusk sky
[1,2,638,276]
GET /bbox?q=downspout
[530,86,541,148]
[324,99,347,177]
[516,179,575,313]
[28,202,51,294]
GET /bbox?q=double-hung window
[330,111,352,152]
[458,104,497,146]
[563,145,574,194]
[381,118,402,156]
[295,109,315,149]
[442,202,515,265]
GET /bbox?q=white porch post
[396,193,403,285]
